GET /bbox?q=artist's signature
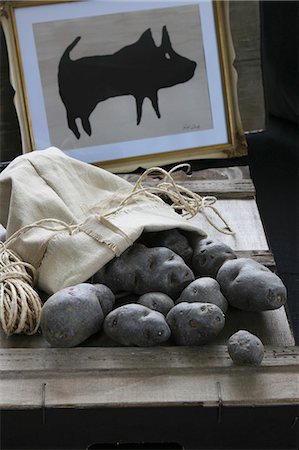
[183,124,201,131]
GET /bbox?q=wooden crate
[1,166,298,412]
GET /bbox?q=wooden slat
[235,250,275,270]
[189,198,269,251]
[1,346,298,373]
[0,346,298,409]
[119,177,256,199]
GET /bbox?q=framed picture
[0,0,247,171]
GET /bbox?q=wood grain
[0,346,298,409]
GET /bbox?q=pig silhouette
[58,26,197,139]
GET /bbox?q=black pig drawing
[58,26,197,139]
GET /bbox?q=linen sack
[0,147,206,294]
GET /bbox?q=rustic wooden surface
[0,2,294,411]
[0,166,297,409]
[0,1,264,163]
[1,346,298,409]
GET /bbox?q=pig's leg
[149,92,161,119]
[135,96,145,125]
[81,116,92,136]
[67,111,80,139]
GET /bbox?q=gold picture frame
[1,0,247,172]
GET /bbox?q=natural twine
[0,219,76,336]
[0,165,233,336]
[106,164,234,235]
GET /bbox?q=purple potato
[176,277,228,313]
[93,283,115,316]
[228,330,264,365]
[93,243,194,299]
[139,228,193,265]
[137,292,174,316]
[216,258,287,311]
[166,302,225,345]
[192,237,236,278]
[40,283,105,347]
[104,304,171,346]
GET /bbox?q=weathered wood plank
[118,178,256,198]
[234,250,275,269]
[119,166,255,198]
[0,346,298,409]
[189,198,268,251]
[1,346,298,373]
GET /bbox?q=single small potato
[192,237,236,278]
[40,283,104,347]
[0,224,6,242]
[93,243,194,299]
[139,229,193,265]
[176,277,228,313]
[216,258,287,311]
[93,284,115,316]
[166,302,225,345]
[228,330,264,365]
[104,304,171,346]
[137,292,174,316]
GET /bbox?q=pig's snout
[174,57,197,85]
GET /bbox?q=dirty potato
[192,237,236,278]
[93,283,115,316]
[137,292,174,316]
[166,302,225,345]
[93,243,194,299]
[40,283,105,347]
[228,330,264,365]
[139,228,193,265]
[216,258,287,311]
[176,277,228,313]
[104,304,171,346]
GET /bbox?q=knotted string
[0,219,77,336]
[106,164,234,235]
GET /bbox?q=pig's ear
[161,25,172,50]
[138,28,156,47]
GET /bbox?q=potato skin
[137,292,174,316]
[93,243,194,299]
[176,277,228,313]
[192,238,236,278]
[40,283,104,347]
[166,302,225,345]
[104,304,171,346]
[228,330,264,365]
[216,258,287,311]
[139,229,193,265]
[93,284,115,316]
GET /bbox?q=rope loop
[0,218,77,336]
[107,165,234,235]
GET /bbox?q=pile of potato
[37,228,286,365]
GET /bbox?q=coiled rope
[0,219,76,336]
